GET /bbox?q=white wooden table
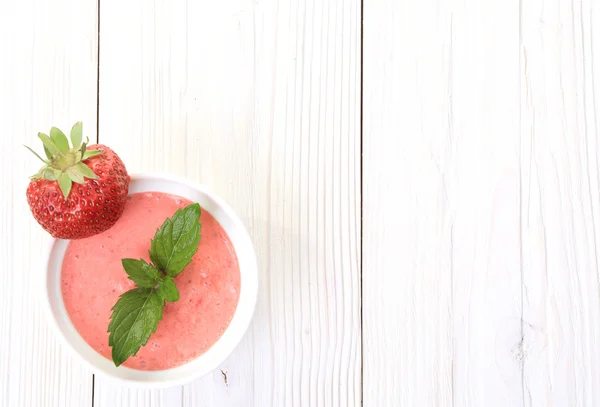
[1,0,599,406]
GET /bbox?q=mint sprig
[150,204,202,277]
[121,258,161,288]
[108,203,202,366]
[108,288,164,367]
[156,277,180,302]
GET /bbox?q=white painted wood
[94,386,183,407]
[520,0,600,405]
[363,0,524,406]
[7,0,599,404]
[97,0,361,406]
[364,0,600,406]
[0,0,98,406]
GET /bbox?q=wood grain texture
[0,0,98,406]
[364,0,600,406]
[8,0,599,405]
[520,0,600,405]
[363,0,524,406]
[96,0,361,406]
[94,386,183,407]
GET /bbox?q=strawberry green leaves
[38,132,60,157]
[108,288,164,367]
[108,203,201,366]
[57,172,72,198]
[81,149,103,161]
[66,166,85,184]
[50,127,70,153]
[70,122,83,148]
[74,162,98,180]
[25,122,103,199]
[43,168,62,181]
[24,145,48,164]
[150,204,202,278]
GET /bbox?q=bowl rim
[42,172,258,388]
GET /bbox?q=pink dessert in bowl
[44,174,258,387]
[62,192,240,370]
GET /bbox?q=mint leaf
[108,288,164,366]
[157,277,180,302]
[150,203,201,277]
[122,258,161,288]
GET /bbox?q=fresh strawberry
[25,122,130,239]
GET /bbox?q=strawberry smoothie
[61,192,240,370]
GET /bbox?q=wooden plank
[94,387,183,407]
[96,0,361,406]
[363,0,523,405]
[520,0,600,405]
[0,0,98,406]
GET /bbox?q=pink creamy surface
[61,192,240,370]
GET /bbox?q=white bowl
[43,173,258,387]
